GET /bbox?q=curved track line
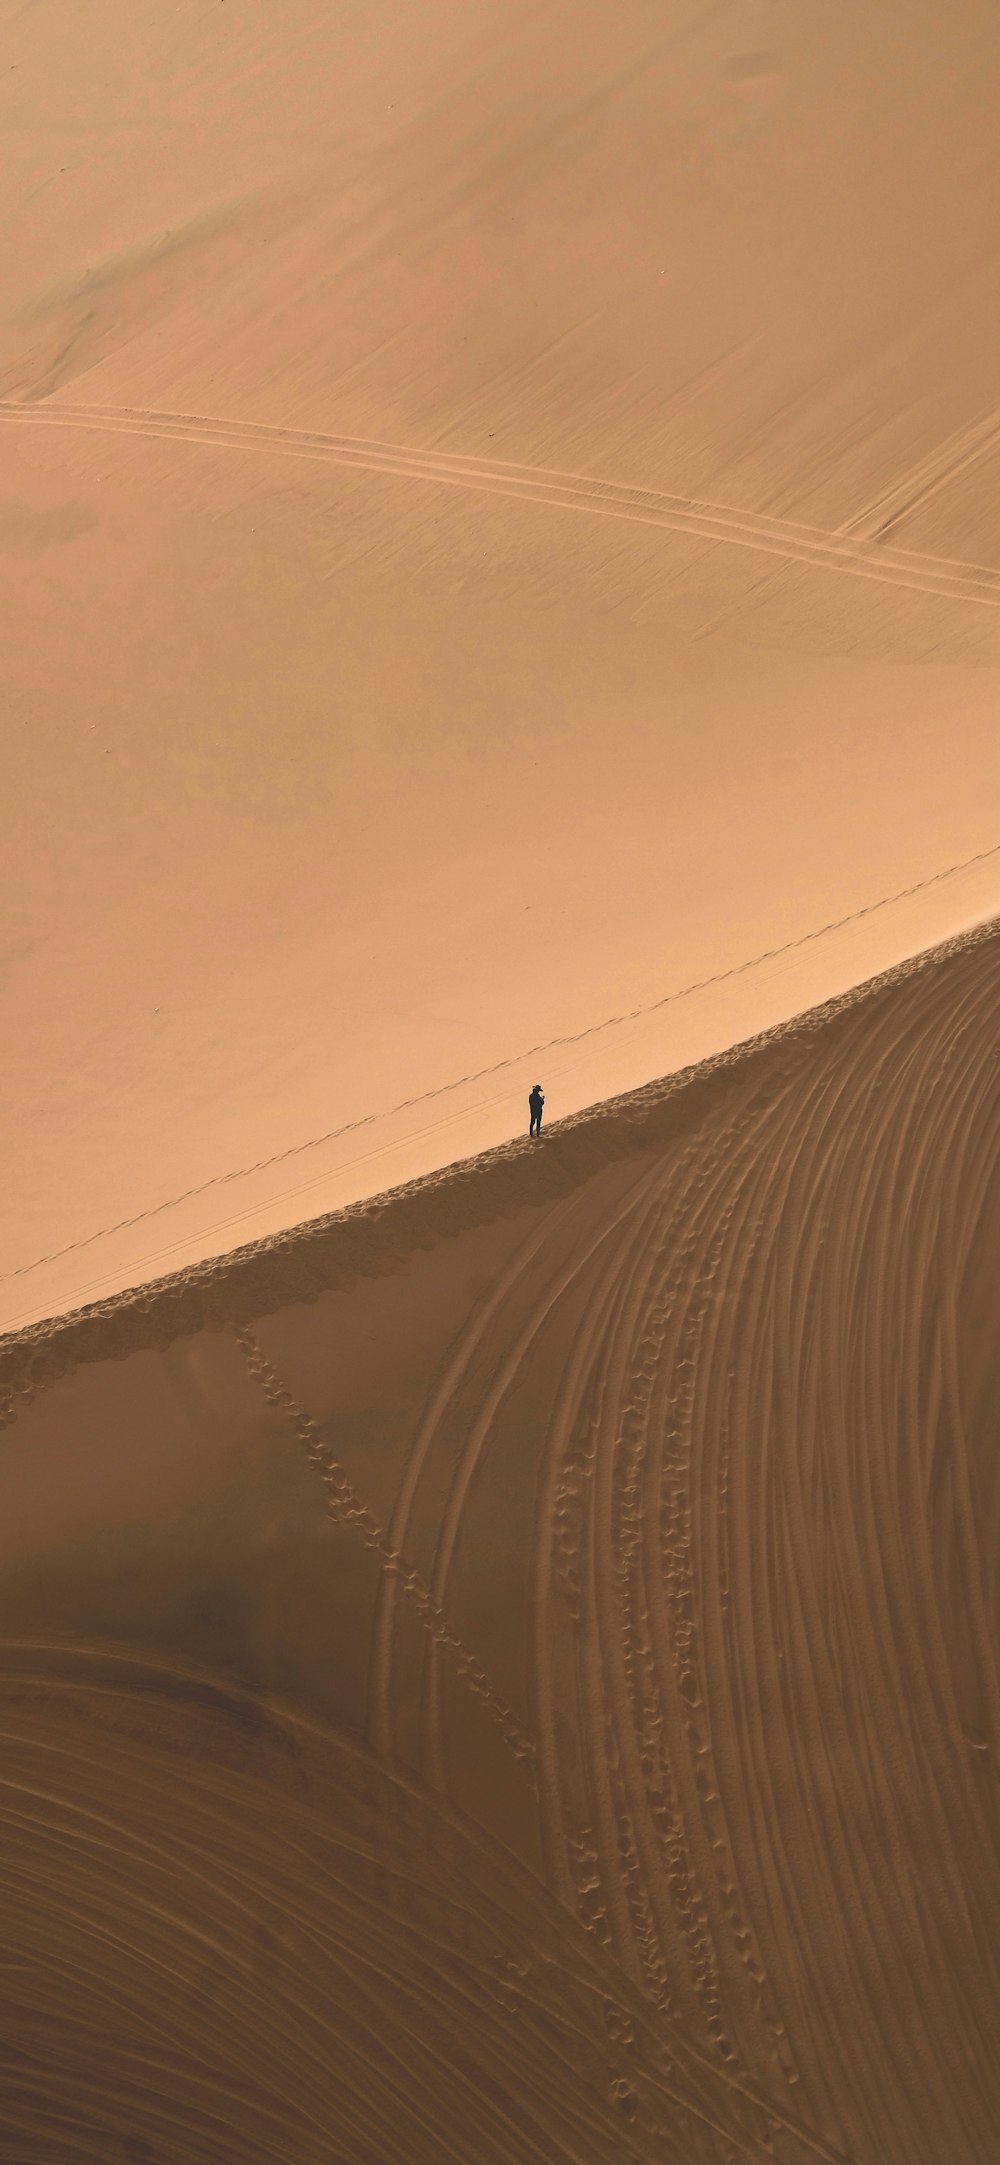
[233,1324,536,1772]
[532,1166,677,1911]
[0,1651,721,2165]
[3,398,1000,607]
[369,1188,583,1761]
[419,1179,667,1798]
[532,940,1000,2158]
[13,933,1000,2161]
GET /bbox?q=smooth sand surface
[2,923,999,2161]
[5,2,1000,1326]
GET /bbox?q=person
[528,1082,545,1137]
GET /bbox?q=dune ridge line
[5,840,999,1302]
[2,910,998,1400]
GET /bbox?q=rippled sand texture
[3,925,1000,2162]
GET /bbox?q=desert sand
[2,922,999,2161]
[4,7,1000,2154]
[5,1,1000,1327]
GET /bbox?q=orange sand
[4,11,1000,2150]
[4,2,1000,1327]
[2,924,999,2161]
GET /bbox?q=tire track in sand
[1,1647,781,2165]
[512,931,1000,2162]
[4,928,1000,2165]
[368,1191,583,1764]
[3,397,1000,608]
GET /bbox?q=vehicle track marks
[3,397,1000,607]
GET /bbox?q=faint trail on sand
[3,845,999,1301]
[3,398,1000,606]
[3,933,1000,2162]
[233,1322,536,1772]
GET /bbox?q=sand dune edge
[3,910,1000,1397]
[3,907,1000,2161]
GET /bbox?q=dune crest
[2,922,1000,2161]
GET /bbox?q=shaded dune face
[2,934,1000,2162]
[0,1649,710,2165]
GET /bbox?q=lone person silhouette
[528,1082,545,1137]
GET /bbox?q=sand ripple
[2,926,999,2160]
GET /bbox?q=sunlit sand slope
[2,921,1000,2163]
[5,0,1000,1311]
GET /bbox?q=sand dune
[5,0,1000,1325]
[5,6,1000,2151]
[2,923,999,2161]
